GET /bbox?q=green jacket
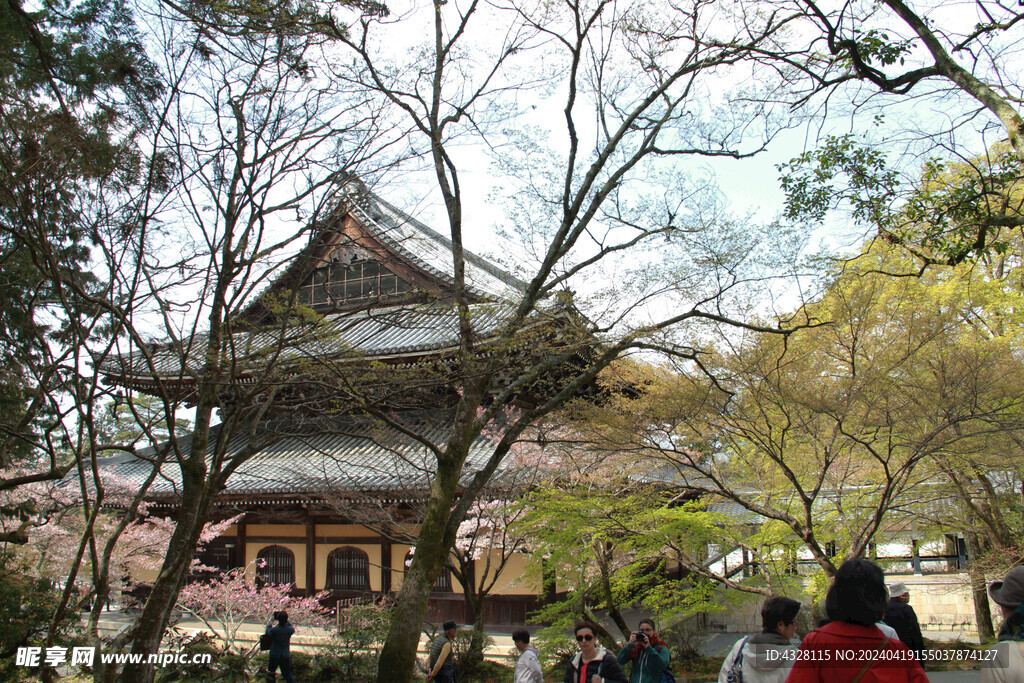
[616,642,670,683]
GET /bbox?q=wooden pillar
[306,515,316,596]
[236,517,247,569]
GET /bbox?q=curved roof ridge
[335,180,528,301]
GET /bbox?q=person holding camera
[264,611,296,683]
[616,619,670,683]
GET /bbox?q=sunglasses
[576,634,595,642]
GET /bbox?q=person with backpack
[718,596,801,683]
[617,618,672,683]
[264,611,296,683]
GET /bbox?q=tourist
[718,596,801,683]
[513,628,544,683]
[265,611,296,683]
[565,621,628,683]
[981,566,1024,683]
[617,618,670,683]
[883,582,924,661]
[785,559,928,682]
[427,619,459,682]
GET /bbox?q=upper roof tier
[241,180,526,322]
[98,181,552,400]
[332,181,526,302]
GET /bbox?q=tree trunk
[596,542,629,640]
[457,559,487,674]
[966,533,995,643]
[466,594,487,674]
[115,478,219,682]
[376,456,464,682]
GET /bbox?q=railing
[714,549,969,578]
[334,594,378,630]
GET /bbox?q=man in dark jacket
[265,611,296,683]
[427,619,458,682]
[883,582,925,662]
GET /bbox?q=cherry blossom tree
[175,560,332,653]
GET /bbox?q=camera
[633,631,648,646]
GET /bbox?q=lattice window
[404,551,452,592]
[256,546,295,586]
[298,259,413,306]
[326,547,371,591]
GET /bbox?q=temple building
[96,181,575,626]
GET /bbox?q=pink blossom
[176,560,332,652]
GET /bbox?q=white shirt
[514,644,543,683]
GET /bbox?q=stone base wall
[706,573,987,636]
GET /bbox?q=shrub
[313,600,390,679]
[452,627,493,671]
[463,658,515,682]
[157,631,228,682]
[0,566,84,681]
[657,618,706,661]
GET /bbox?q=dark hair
[638,618,656,631]
[442,619,457,632]
[761,596,801,632]
[274,611,288,624]
[573,621,598,636]
[512,628,530,644]
[825,559,888,626]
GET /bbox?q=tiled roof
[629,461,716,489]
[337,182,526,302]
[99,301,523,381]
[93,413,503,503]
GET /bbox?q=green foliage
[521,477,730,651]
[459,658,514,682]
[94,396,192,456]
[657,618,710,661]
[849,29,914,67]
[780,137,1024,266]
[778,133,899,229]
[531,630,577,675]
[252,652,316,682]
[0,564,83,680]
[451,628,494,678]
[899,144,1024,263]
[210,651,254,682]
[0,0,161,466]
[157,631,223,682]
[314,601,392,679]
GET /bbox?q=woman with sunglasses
[565,621,628,683]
